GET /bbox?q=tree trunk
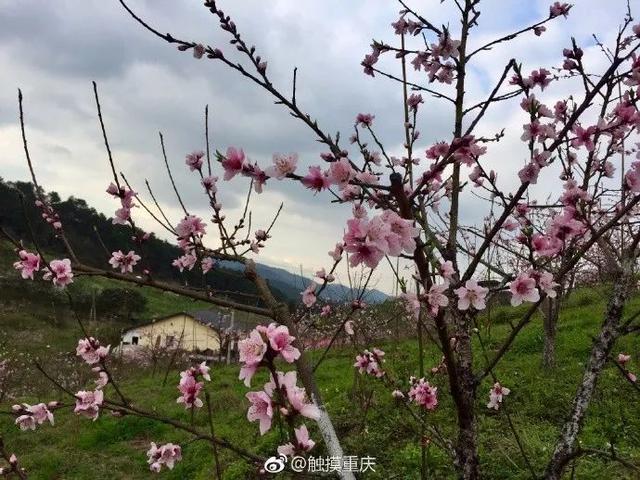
[454,330,480,479]
[542,297,558,369]
[544,269,631,479]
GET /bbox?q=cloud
[0,0,634,294]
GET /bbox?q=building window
[166,335,176,348]
[132,336,139,345]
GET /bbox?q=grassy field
[1,277,639,479]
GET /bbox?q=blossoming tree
[3,0,640,478]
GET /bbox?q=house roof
[122,309,262,334]
[188,309,258,332]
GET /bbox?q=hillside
[0,278,638,479]
[0,178,387,306]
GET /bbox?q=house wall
[121,314,221,352]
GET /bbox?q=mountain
[0,178,387,306]
[220,261,388,304]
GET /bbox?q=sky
[0,0,633,294]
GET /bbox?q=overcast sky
[0,0,632,294]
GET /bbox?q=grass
[0,259,639,477]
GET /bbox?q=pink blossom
[347,241,385,269]
[180,362,211,383]
[243,162,268,193]
[95,371,109,389]
[469,166,484,187]
[391,17,409,35]
[357,171,379,187]
[426,141,450,159]
[238,329,267,378]
[548,211,585,242]
[536,271,558,298]
[549,2,571,18]
[239,364,258,387]
[15,403,54,431]
[201,257,215,274]
[328,243,344,262]
[352,204,367,218]
[315,267,334,282]
[518,162,541,184]
[246,390,273,434]
[426,284,449,316]
[221,147,246,181]
[301,282,317,308]
[201,175,218,193]
[185,150,205,171]
[194,361,211,381]
[278,424,315,457]
[43,259,74,287]
[361,51,379,76]
[362,215,391,252]
[15,414,37,431]
[108,185,137,225]
[533,149,551,167]
[176,374,204,409]
[625,162,640,192]
[571,125,597,151]
[392,389,405,399]
[408,378,438,410]
[401,292,421,320]
[108,250,141,273]
[381,210,419,255]
[343,212,417,269]
[320,305,332,317]
[266,153,298,179]
[440,260,455,281]
[76,338,110,365]
[454,280,489,311]
[13,250,41,280]
[355,113,375,127]
[172,253,197,272]
[527,68,552,90]
[432,34,461,60]
[509,273,540,306]
[340,184,361,201]
[176,215,206,239]
[344,320,355,335]
[283,380,321,420]
[249,240,260,254]
[532,234,563,257]
[147,443,182,472]
[74,389,104,420]
[618,353,631,365]
[602,161,615,178]
[407,93,424,112]
[354,349,385,377]
[503,218,519,232]
[451,135,487,166]
[193,43,205,59]
[252,230,267,243]
[301,166,330,192]
[328,158,354,187]
[487,382,510,410]
[106,182,119,196]
[521,121,542,142]
[113,206,131,225]
[267,324,300,363]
